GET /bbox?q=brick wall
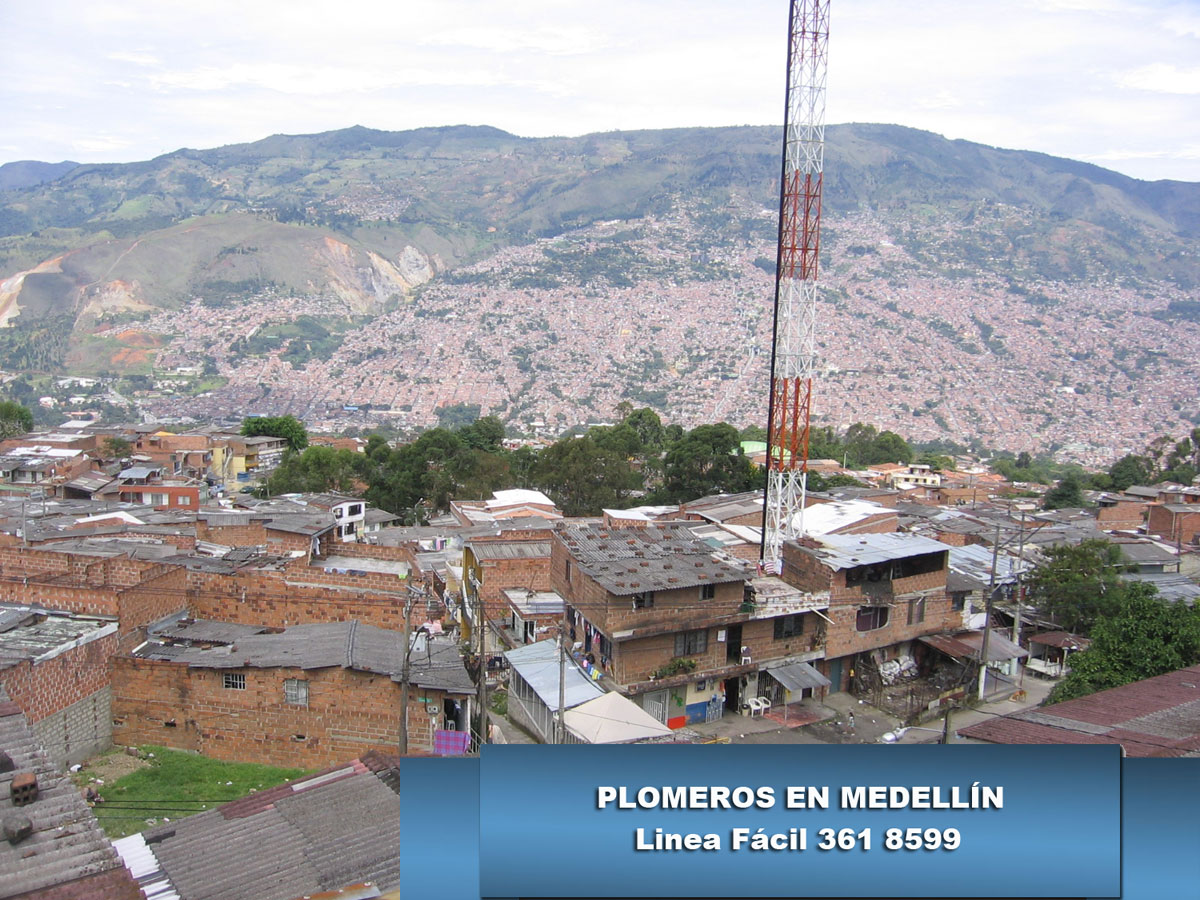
[1096,501,1147,531]
[740,613,826,664]
[823,592,958,659]
[1148,506,1200,544]
[475,555,552,619]
[30,687,112,770]
[184,569,416,631]
[110,656,456,766]
[197,519,269,546]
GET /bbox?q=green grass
[84,746,310,838]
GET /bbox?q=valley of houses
[0,422,1197,899]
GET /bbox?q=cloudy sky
[3,0,1198,181]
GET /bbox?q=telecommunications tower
[761,0,828,571]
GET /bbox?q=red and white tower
[761,0,828,571]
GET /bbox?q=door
[643,689,668,723]
[723,677,740,712]
[726,624,743,663]
[827,658,844,694]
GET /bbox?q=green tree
[101,436,133,459]
[0,400,34,438]
[655,423,757,503]
[1043,473,1085,510]
[1107,453,1153,491]
[263,446,366,495]
[531,436,639,515]
[1047,584,1200,702]
[241,415,308,453]
[1026,539,1128,634]
[623,407,665,451]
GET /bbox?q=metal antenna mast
[761,0,828,572]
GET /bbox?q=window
[907,596,926,625]
[773,614,805,640]
[284,678,309,706]
[674,629,708,656]
[632,591,655,609]
[951,593,967,612]
[699,583,716,600]
[348,504,363,516]
[223,672,246,690]
[855,606,889,632]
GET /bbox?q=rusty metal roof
[959,663,1200,756]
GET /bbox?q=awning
[919,629,1029,663]
[765,661,831,692]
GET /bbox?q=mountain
[0,160,79,192]
[0,124,1197,462]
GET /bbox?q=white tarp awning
[765,661,831,692]
[563,691,673,744]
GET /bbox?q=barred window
[284,678,309,706]
[223,672,246,690]
[773,614,805,640]
[699,583,716,600]
[674,629,708,656]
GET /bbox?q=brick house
[550,523,832,727]
[0,604,118,770]
[1147,503,1200,545]
[780,533,962,693]
[111,620,474,767]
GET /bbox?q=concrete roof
[796,499,893,535]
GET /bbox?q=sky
[2,0,1198,181]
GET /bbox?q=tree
[0,401,34,438]
[531,436,639,515]
[1043,473,1085,510]
[1107,454,1154,491]
[241,415,308,453]
[457,415,505,452]
[263,446,366,495]
[101,436,133,459]
[1047,584,1200,702]
[1026,540,1128,634]
[656,423,757,503]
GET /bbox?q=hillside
[0,124,1197,462]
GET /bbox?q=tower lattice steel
[761,0,828,571]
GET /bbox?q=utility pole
[399,581,426,756]
[977,522,1001,701]
[1010,506,1029,684]
[556,623,567,744]
[473,573,489,747]
[940,705,954,744]
[399,589,414,755]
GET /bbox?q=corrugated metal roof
[504,639,605,711]
[959,664,1200,757]
[468,541,551,561]
[919,629,1028,662]
[132,763,403,900]
[805,532,950,570]
[763,660,831,692]
[0,685,138,898]
[558,524,744,594]
[134,623,474,694]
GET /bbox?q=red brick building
[111,620,474,767]
[781,533,961,693]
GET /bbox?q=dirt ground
[69,746,151,790]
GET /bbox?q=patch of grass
[86,745,310,838]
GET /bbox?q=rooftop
[0,605,117,671]
[556,523,744,595]
[134,621,474,694]
[958,663,1200,757]
[0,685,139,899]
[799,532,950,571]
[114,755,403,900]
